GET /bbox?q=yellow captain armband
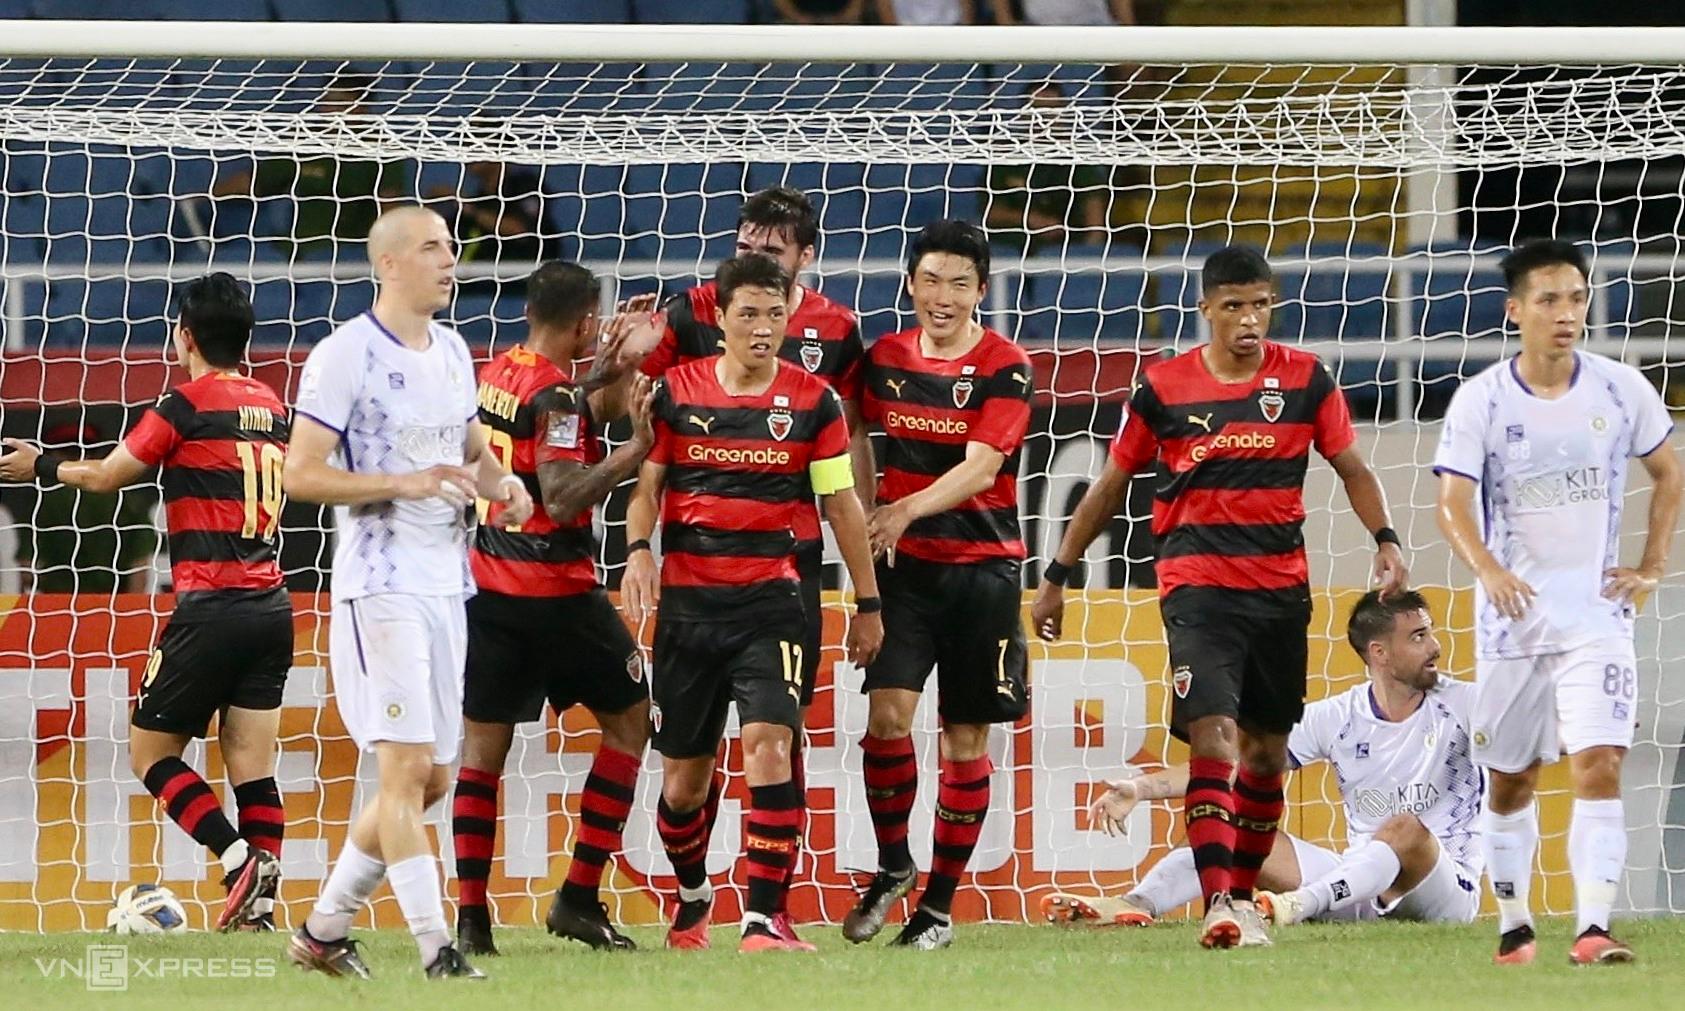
[809,454,855,496]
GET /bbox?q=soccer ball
[106,883,189,935]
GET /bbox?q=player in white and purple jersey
[1433,239,1682,966]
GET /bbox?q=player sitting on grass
[1044,591,1483,932]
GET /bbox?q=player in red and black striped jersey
[637,186,875,940]
[1032,246,1409,949]
[449,262,661,955]
[622,255,883,954]
[844,220,1034,951]
[2,274,290,932]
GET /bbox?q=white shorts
[1285,835,1374,923]
[1377,843,1481,923]
[1473,638,1638,774]
[330,593,467,766]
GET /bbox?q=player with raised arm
[621,254,883,954]
[450,262,662,956]
[1433,239,1681,966]
[283,206,533,981]
[844,219,1035,951]
[1043,591,1484,930]
[1,274,289,933]
[639,186,872,939]
[1031,246,1407,949]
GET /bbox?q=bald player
[284,206,534,980]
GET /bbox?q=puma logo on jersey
[1188,413,1214,433]
[1011,372,1030,388]
[687,414,715,434]
[884,378,906,398]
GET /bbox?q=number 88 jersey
[122,371,289,618]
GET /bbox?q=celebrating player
[1045,591,1483,931]
[451,262,661,955]
[1,274,289,932]
[845,219,1034,951]
[1031,245,1407,949]
[622,254,883,953]
[283,206,533,980]
[640,186,872,939]
[1433,239,1681,966]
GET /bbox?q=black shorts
[463,589,648,725]
[1162,587,1310,740]
[650,609,806,759]
[131,609,293,737]
[861,555,1029,726]
[796,542,823,708]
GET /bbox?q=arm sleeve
[293,339,360,435]
[122,392,188,467]
[1431,382,1489,482]
[1107,382,1160,475]
[1285,698,1332,768]
[969,359,1034,455]
[647,381,674,465]
[1309,361,1358,460]
[639,293,693,378]
[1623,366,1674,458]
[533,385,594,467]
[831,320,866,404]
[808,389,854,495]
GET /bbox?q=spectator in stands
[984,81,1119,254]
[211,73,407,259]
[427,159,549,274]
[20,421,157,594]
[989,0,1133,24]
[875,0,975,24]
[772,0,866,22]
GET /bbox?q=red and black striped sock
[657,796,710,893]
[451,766,499,910]
[142,757,240,856]
[561,746,640,906]
[1230,766,1284,902]
[774,736,808,915]
[1185,756,1236,910]
[744,780,802,919]
[920,754,992,916]
[699,765,727,849]
[862,733,918,873]
[233,776,284,858]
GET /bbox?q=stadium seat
[449,286,528,349]
[42,278,170,348]
[631,0,751,23]
[151,0,273,19]
[0,1,31,15]
[866,61,989,113]
[511,0,631,21]
[832,270,909,340]
[39,149,173,264]
[391,61,529,119]
[1020,251,1148,347]
[739,62,876,114]
[992,62,1110,104]
[642,61,764,114]
[620,163,745,267]
[272,0,392,21]
[526,61,643,114]
[391,0,512,23]
[30,0,154,16]
[1585,239,1638,340]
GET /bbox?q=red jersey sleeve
[532,385,595,468]
[812,387,849,460]
[123,392,186,466]
[831,322,865,404]
[1108,388,1160,475]
[1310,362,1357,459]
[969,360,1033,455]
[647,379,675,465]
[638,325,681,378]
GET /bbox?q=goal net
[2,23,1683,930]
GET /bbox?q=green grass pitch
[7,917,1684,1010]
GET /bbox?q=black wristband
[1042,560,1072,587]
[855,596,882,614]
[1373,526,1401,548]
[627,538,652,555]
[34,455,61,486]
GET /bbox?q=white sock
[1296,839,1401,919]
[387,853,450,966]
[1569,797,1626,935]
[741,911,771,935]
[1128,846,1201,917]
[219,838,250,877]
[1480,804,1538,934]
[306,840,385,942]
[678,882,713,904]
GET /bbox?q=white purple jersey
[1288,679,1484,878]
[1432,352,1672,659]
[295,311,480,603]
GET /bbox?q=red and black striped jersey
[641,282,864,560]
[862,326,1033,564]
[470,346,602,598]
[1109,340,1356,610]
[122,370,289,620]
[649,357,850,621]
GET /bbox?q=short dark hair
[715,254,792,311]
[525,261,600,330]
[738,186,819,251]
[175,272,253,368]
[1201,245,1273,295]
[906,218,991,284]
[1501,239,1589,294]
[1346,589,1432,659]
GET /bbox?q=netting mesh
[2,54,1684,930]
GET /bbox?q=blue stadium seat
[512,0,630,21]
[272,0,392,20]
[828,271,909,341]
[526,61,643,114]
[993,62,1110,104]
[31,0,154,16]
[38,150,172,263]
[449,286,528,349]
[1020,253,1148,346]
[1585,240,1637,340]
[620,163,744,266]
[391,0,511,22]
[0,1,32,15]
[632,0,750,23]
[41,278,170,348]
[745,161,872,262]
[866,61,988,112]
[391,61,529,119]
[642,61,763,113]
[152,0,273,19]
[739,62,876,114]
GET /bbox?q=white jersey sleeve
[1616,363,1673,459]
[1287,695,1342,768]
[295,333,364,435]
[1432,372,1493,483]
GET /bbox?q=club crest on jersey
[800,340,824,372]
[768,408,793,441]
[1172,665,1193,699]
[952,377,974,408]
[1258,389,1284,423]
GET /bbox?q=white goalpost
[1,21,1683,930]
